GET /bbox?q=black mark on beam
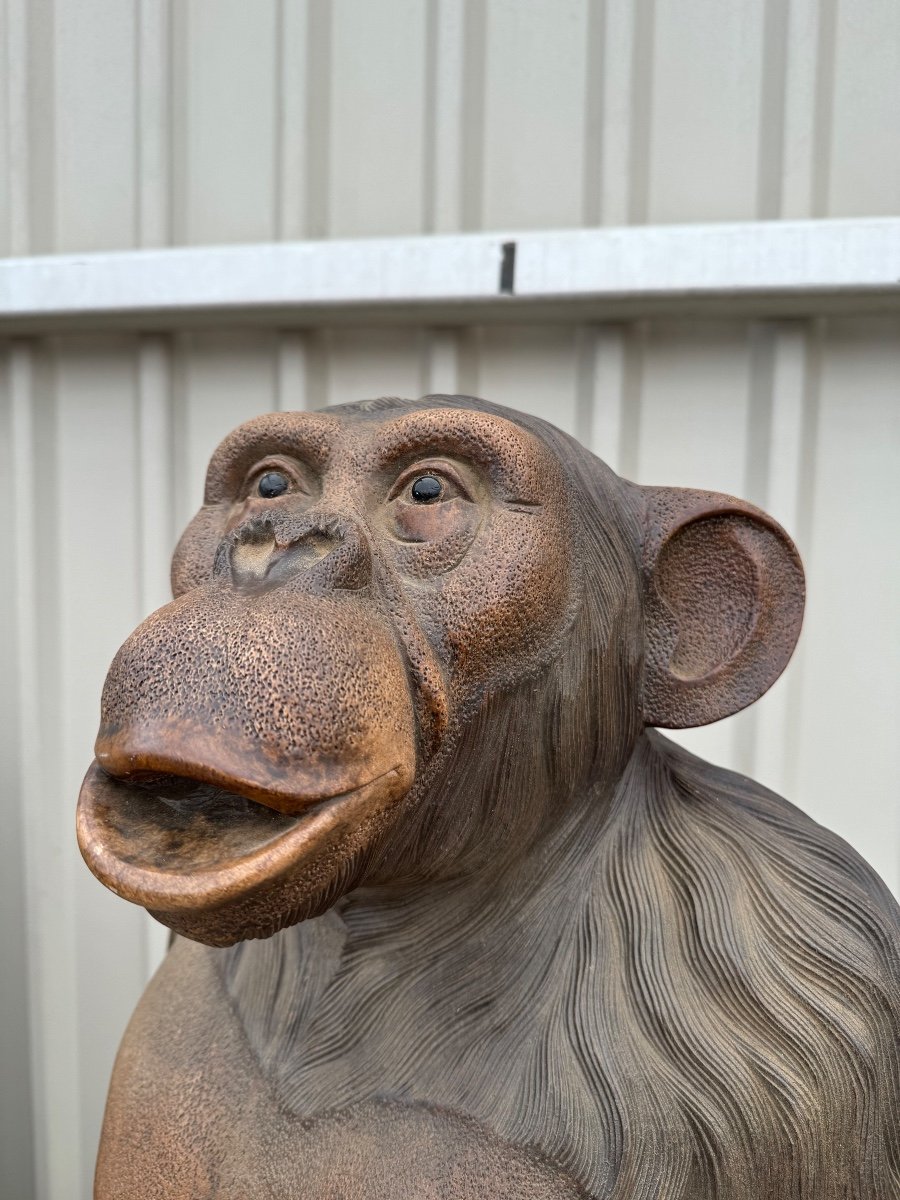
[499,241,516,294]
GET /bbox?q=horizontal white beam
[518,218,900,301]
[2,218,899,333]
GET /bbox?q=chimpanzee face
[77,404,581,944]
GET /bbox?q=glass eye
[258,471,290,499]
[410,475,443,504]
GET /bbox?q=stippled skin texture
[78,397,900,1199]
[96,939,587,1199]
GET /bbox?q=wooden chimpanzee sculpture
[77,396,900,1199]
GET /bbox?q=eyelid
[387,460,473,503]
[240,457,309,497]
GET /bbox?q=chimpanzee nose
[226,514,371,592]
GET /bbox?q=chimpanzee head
[77,396,803,944]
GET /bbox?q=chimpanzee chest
[227,1100,586,1199]
[101,1095,585,1199]
[95,942,586,1200]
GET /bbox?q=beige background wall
[1,2,898,1197]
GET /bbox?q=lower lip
[76,761,407,913]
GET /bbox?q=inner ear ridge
[661,519,762,683]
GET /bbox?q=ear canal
[641,487,805,729]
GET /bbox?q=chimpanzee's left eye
[410,475,443,504]
[258,471,290,499]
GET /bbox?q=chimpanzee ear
[640,487,805,729]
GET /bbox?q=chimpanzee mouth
[76,759,408,917]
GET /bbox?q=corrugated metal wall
[2,2,898,1197]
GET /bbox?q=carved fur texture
[217,728,900,1200]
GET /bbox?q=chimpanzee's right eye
[257,471,290,499]
[409,475,444,504]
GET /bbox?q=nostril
[293,533,335,563]
[226,515,371,591]
[275,533,337,575]
[231,535,277,583]
[231,532,335,587]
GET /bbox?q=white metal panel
[0,0,11,257]
[53,340,151,1194]
[793,317,900,891]
[748,322,816,803]
[329,0,428,237]
[275,330,314,411]
[3,0,900,256]
[8,341,82,1200]
[176,330,281,520]
[54,0,138,252]
[319,326,424,406]
[137,0,172,250]
[427,0,466,234]
[481,0,590,230]
[580,323,632,474]
[471,324,583,435]
[646,0,767,224]
[274,0,312,241]
[0,341,37,1200]
[174,0,280,245]
[592,0,641,225]
[828,0,900,217]
[5,0,56,254]
[778,0,823,219]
